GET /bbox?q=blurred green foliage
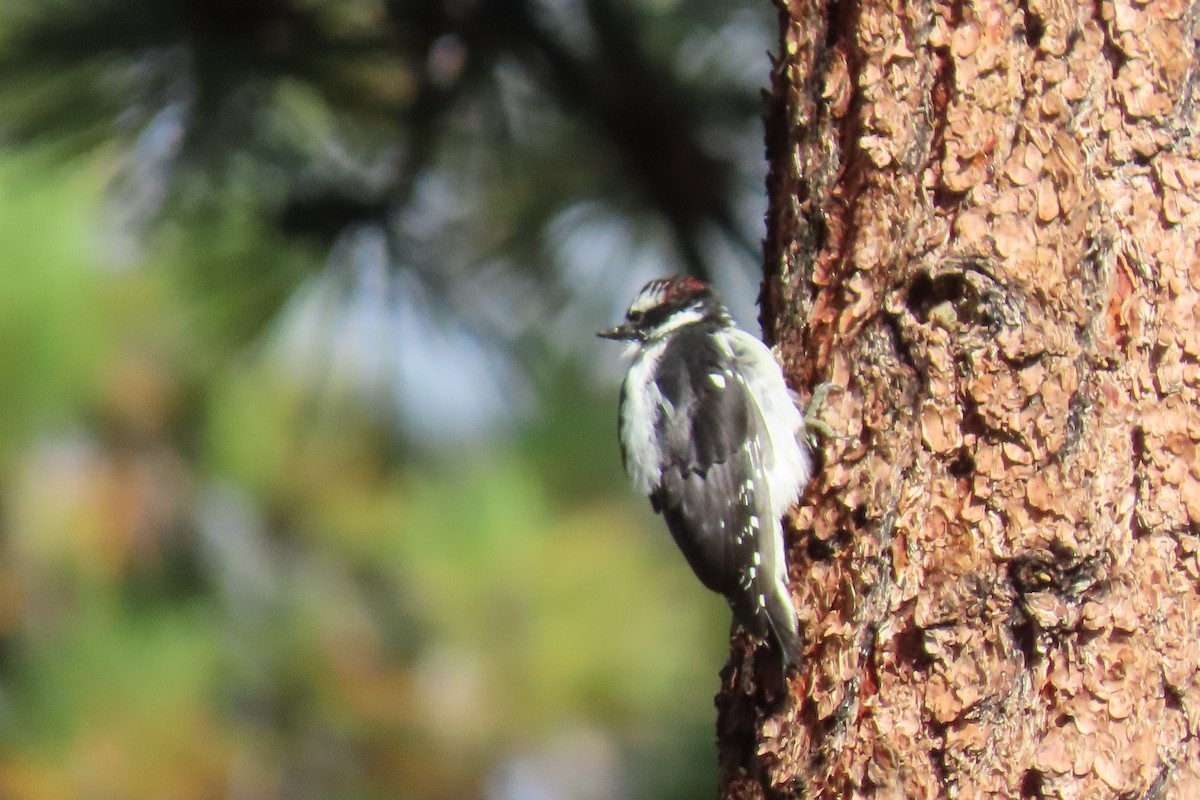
[0,157,111,451]
[0,149,730,798]
[0,0,776,794]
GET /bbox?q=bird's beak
[597,323,636,341]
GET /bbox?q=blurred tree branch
[1,0,772,327]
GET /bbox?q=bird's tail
[763,587,803,669]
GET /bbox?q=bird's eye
[627,310,645,324]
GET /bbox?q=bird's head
[597,276,728,343]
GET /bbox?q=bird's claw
[799,383,853,446]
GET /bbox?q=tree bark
[717,0,1200,797]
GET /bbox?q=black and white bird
[599,276,814,667]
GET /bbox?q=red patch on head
[665,275,708,300]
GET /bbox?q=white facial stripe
[628,281,676,316]
[648,305,704,337]
[628,284,669,315]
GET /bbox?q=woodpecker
[599,276,813,667]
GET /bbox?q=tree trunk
[716,0,1200,797]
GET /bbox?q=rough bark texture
[716,0,1200,797]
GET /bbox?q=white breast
[618,338,669,495]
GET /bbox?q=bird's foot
[800,383,853,446]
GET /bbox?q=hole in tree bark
[806,535,834,561]
[1100,35,1130,80]
[1164,681,1184,710]
[1022,12,1045,49]
[1020,768,1045,798]
[1010,616,1038,667]
[906,271,971,322]
[895,622,935,671]
[947,449,974,478]
[805,527,853,561]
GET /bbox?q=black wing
[647,326,777,642]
